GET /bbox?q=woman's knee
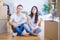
[23,24,31,33]
[34,28,41,34]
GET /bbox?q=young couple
[9,4,41,37]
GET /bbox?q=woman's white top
[28,15,40,29]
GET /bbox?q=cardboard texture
[0,0,3,6]
[0,19,7,33]
[0,5,7,19]
[0,5,7,33]
[57,0,60,17]
[45,21,58,40]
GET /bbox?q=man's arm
[7,22,13,33]
[9,18,19,28]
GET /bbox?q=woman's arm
[27,16,35,30]
[34,18,42,29]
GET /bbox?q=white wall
[13,0,48,11]
[3,0,48,14]
[3,0,14,14]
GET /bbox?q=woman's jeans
[23,22,41,34]
[12,24,24,35]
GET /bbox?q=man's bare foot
[12,33,17,37]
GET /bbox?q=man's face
[17,6,23,13]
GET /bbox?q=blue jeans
[23,22,41,34]
[12,24,24,35]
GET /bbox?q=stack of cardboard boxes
[0,0,7,33]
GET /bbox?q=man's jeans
[12,24,24,35]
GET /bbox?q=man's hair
[17,4,23,8]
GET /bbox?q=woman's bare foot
[32,33,38,36]
[22,33,29,36]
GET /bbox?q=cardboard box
[0,19,7,33]
[0,5,7,19]
[56,0,60,17]
[45,21,58,40]
[0,0,3,6]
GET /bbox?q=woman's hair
[30,6,38,23]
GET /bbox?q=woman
[24,6,41,35]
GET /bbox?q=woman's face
[32,7,37,14]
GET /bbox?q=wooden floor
[0,33,40,40]
[0,33,50,40]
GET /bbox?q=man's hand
[13,23,19,28]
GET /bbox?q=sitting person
[8,4,28,36]
[23,6,41,36]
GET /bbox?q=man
[9,4,27,36]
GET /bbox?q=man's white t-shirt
[10,13,25,23]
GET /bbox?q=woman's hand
[31,29,35,33]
